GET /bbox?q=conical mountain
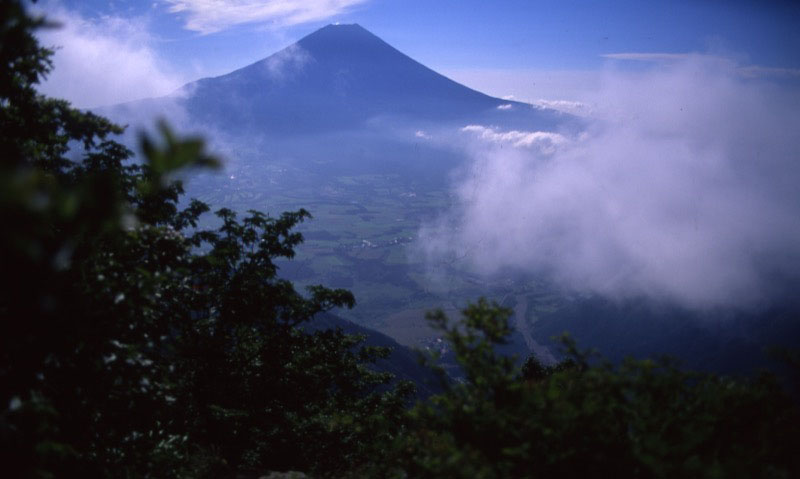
[175,24,558,135]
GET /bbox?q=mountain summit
[174,24,557,134]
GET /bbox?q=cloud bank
[35,5,183,108]
[461,125,567,154]
[532,99,590,116]
[421,55,800,310]
[38,3,183,108]
[165,0,369,34]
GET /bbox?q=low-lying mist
[420,55,800,311]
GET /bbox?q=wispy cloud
[164,0,369,34]
[444,68,601,117]
[601,52,692,62]
[532,99,589,116]
[35,4,183,108]
[604,52,800,79]
[461,125,567,154]
[261,43,312,81]
[737,65,800,79]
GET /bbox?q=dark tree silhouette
[0,3,410,477]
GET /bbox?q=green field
[185,155,552,352]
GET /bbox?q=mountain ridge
[188,23,499,108]
[113,23,566,136]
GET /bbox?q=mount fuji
[107,23,568,139]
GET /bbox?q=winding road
[514,295,558,365]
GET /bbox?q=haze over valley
[39,0,800,371]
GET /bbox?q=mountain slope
[110,24,566,136]
[305,313,443,398]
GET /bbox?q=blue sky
[34,0,800,107]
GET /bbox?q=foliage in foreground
[2,2,799,478]
[1,3,409,477]
[371,300,800,478]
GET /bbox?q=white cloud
[532,99,589,116]
[262,43,312,81]
[415,130,431,139]
[603,52,800,79]
[461,125,567,154]
[164,0,369,34]
[35,5,183,108]
[423,55,800,310]
[601,52,692,62]
[444,69,600,109]
[496,103,513,110]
